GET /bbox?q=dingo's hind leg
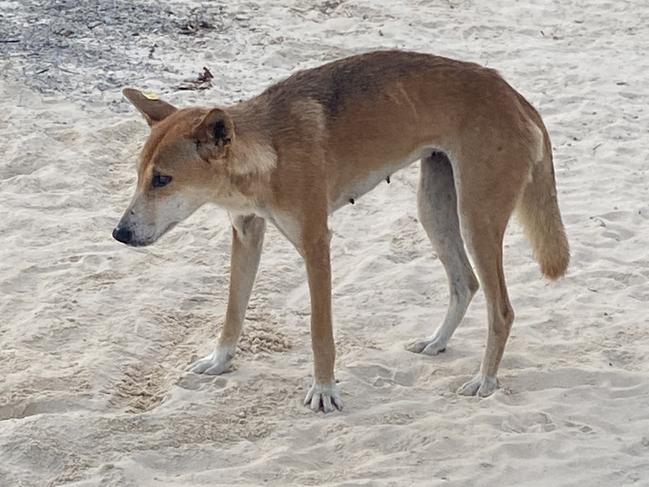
[453,144,528,397]
[407,152,479,356]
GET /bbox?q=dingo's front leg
[301,229,343,413]
[269,207,342,412]
[190,214,265,375]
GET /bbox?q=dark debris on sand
[0,1,240,100]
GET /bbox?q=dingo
[114,50,568,413]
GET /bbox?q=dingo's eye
[152,172,172,188]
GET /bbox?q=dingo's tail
[517,127,569,280]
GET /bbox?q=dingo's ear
[193,108,234,147]
[122,88,177,127]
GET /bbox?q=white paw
[189,347,234,375]
[406,336,448,355]
[304,381,343,413]
[457,374,498,397]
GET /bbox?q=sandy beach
[1,0,648,485]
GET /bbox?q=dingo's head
[113,89,241,247]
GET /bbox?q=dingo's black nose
[112,226,133,244]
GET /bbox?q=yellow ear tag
[143,91,159,100]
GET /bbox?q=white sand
[1,0,649,485]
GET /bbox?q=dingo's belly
[328,146,436,213]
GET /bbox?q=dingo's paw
[406,336,447,355]
[457,374,498,397]
[189,347,234,375]
[304,381,343,413]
